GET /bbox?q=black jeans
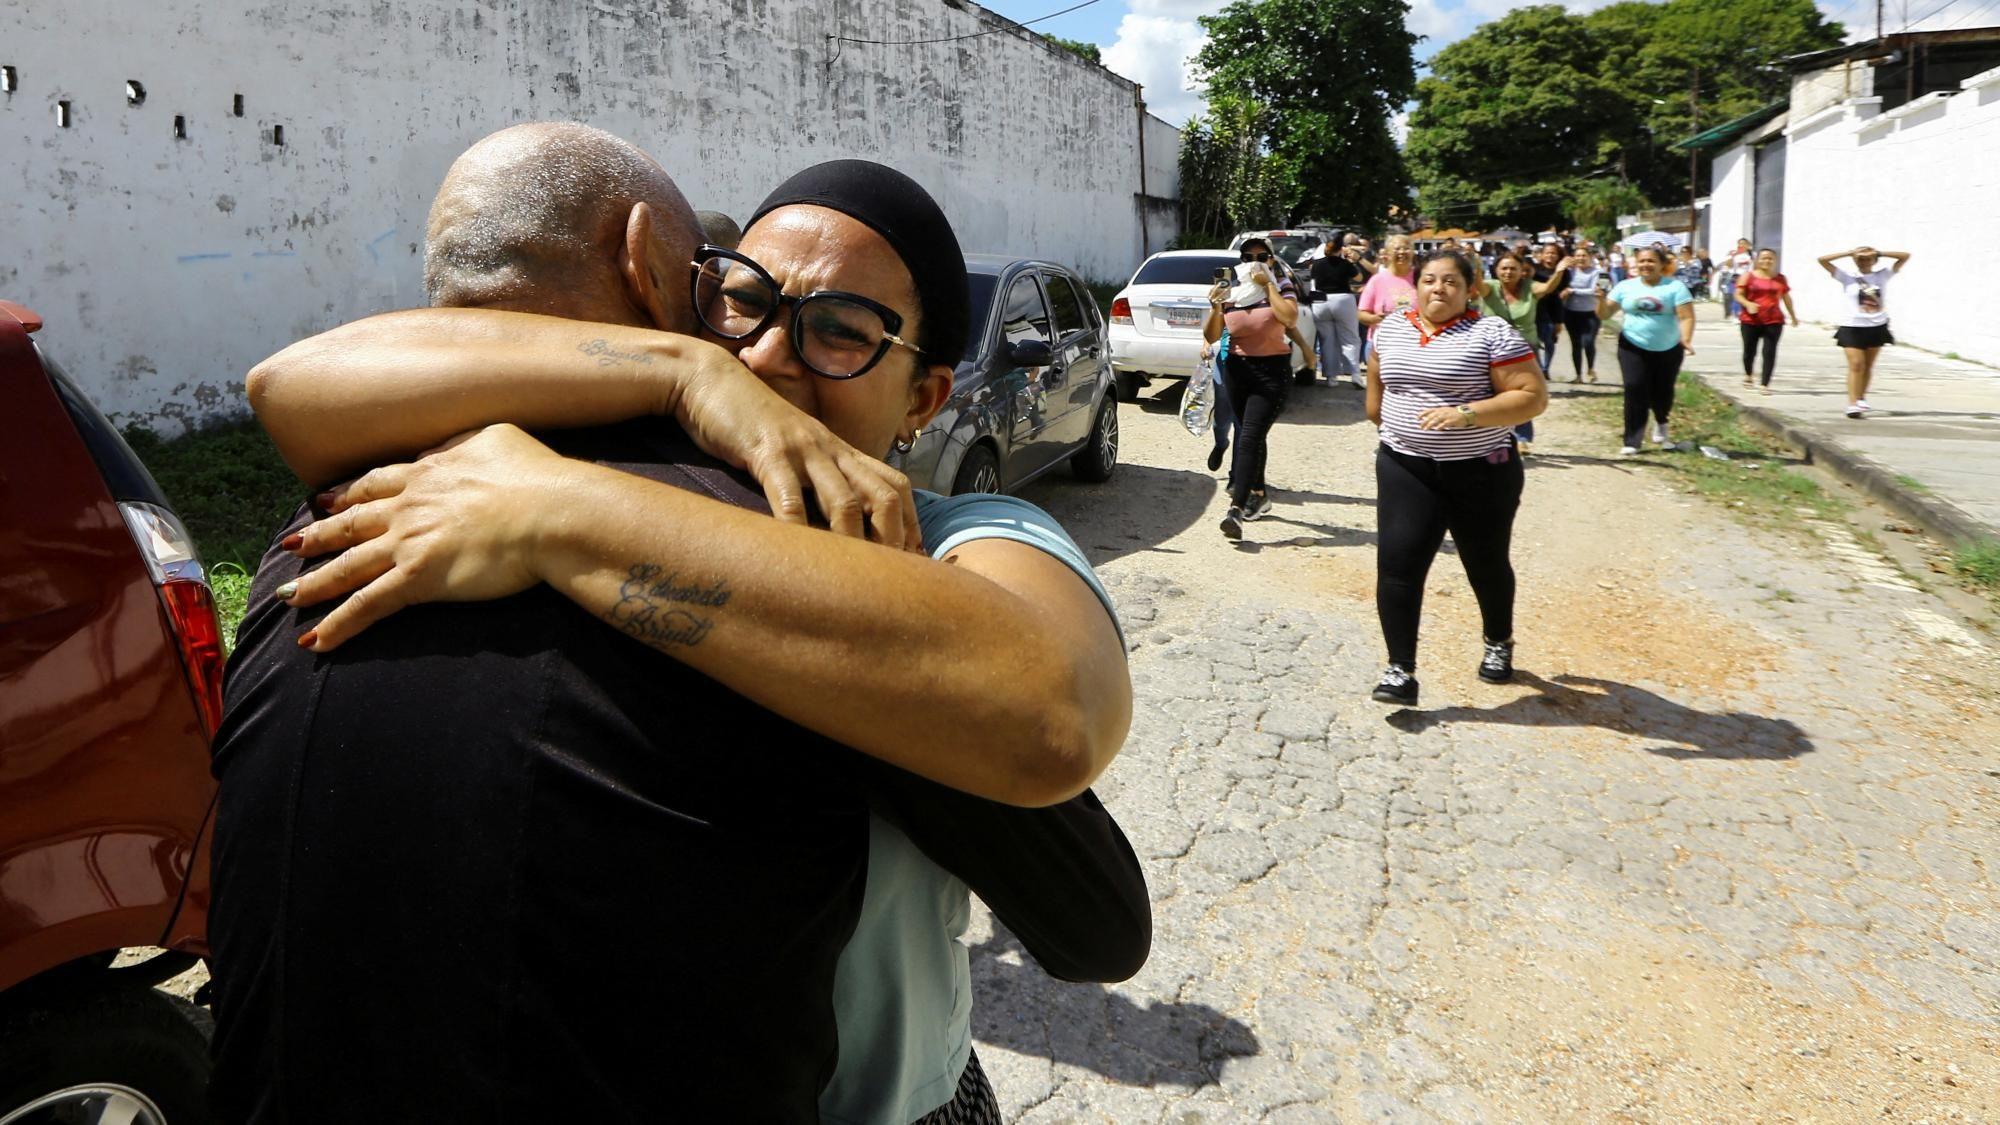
[1375,443,1524,669]
[1562,309,1599,376]
[1617,335,1684,446]
[1534,314,1561,373]
[1740,322,1783,385]
[1224,352,1292,508]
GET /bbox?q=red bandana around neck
[1405,307,1477,346]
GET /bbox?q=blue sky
[982,0,1985,126]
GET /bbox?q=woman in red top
[1736,248,1798,394]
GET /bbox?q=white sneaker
[1855,399,1872,413]
[1650,422,1669,445]
[1845,403,1865,418]
[1619,445,1642,457]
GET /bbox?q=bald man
[208,124,1145,1122]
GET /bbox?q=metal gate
[1753,138,1786,252]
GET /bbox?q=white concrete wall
[0,0,1180,430]
[1707,143,1755,252]
[1781,66,2000,366]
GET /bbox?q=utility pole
[1688,63,1700,242]
[1876,0,1884,39]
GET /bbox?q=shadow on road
[1384,671,1813,759]
[1019,463,1219,567]
[968,928,1260,1088]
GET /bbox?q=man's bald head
[424,122,701,326]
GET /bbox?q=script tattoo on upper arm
[578,338,653,367]
[605,563,731,649]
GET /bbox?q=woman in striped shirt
[1364,250,1549,706]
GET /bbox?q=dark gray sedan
[895,254,1119,495]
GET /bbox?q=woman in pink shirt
[1203,238,1300,540]
[1357,235,1417,339]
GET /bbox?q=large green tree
[1177,94,1294,240]
[1406,0,1842,231]
[1194,0,1419,228]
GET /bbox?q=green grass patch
[1956,540,2000,591]
[124,418,302,644]
[1571,376,1848,529]
[1895,473,1930,493]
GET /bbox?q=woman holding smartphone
[1204,238,1299,540]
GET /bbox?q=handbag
[1181,332,1226,436]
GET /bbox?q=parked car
[0,299,220,1124]
[1107,250,1309,401]
[895,255,1118,495]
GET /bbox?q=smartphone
[1214,267,1233,284]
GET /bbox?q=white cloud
[1101,9,1218,125]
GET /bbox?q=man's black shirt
[208,420,1148,1122]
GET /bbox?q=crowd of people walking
[1188,223,1916,707]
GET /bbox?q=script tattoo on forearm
[605,563,731,649]
[578,338,653,368]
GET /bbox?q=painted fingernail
[280,532,304,552]
[275,580,299,601]
[297,629,319,650]
[313,491,337,510]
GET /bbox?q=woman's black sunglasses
[687,245,924,380]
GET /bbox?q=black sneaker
[1220,508,1243,540]
[1208,442,1227,472]
[1371,664,1419,705]
[1478,639,1515,684]
[1241,492,1273,521]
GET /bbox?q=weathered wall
[0,0,1181,430]
[1781,63,2000,366]
[1706,143,1754,254]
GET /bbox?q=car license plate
[1159,307,1202,327]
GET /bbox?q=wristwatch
[1457,405,1478,428]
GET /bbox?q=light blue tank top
[817,490,1120,1124]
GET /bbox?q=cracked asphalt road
[987,378,2000,1122]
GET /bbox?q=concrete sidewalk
[1679,310,2000,546]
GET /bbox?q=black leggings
[1562,310,1599,376]
[1223,352,1292,508]
[1617,335,1684,445]
[1375,443,1524,669]
[1740,322,1783,385]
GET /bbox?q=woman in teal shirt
[1479,251,1543,451]
[1598,245,1695,455]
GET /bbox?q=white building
[1685,29,2000,366]
[1,0,1181,430]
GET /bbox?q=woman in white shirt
[1817,245,1911,418]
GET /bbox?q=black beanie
[748,160,971,367]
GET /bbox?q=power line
[1899,0,1972,30]
[829,0,1104,46]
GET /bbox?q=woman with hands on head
[1818,244,1910,418]
[1364,250,1547,707]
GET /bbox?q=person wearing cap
[221,127,1144,1122]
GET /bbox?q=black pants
[1562,310,1599,376]
[1375,443,1524,669]
[1534,314,1561,373]
[1224,352,1292,509]
[1617,335,1684,446]
[1740,322,1783,385]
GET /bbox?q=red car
[0,300,220,1123]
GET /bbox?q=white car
[1108,250,1309,401]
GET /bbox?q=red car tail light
[1110,297,1132,325]
[119,502,225,736]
